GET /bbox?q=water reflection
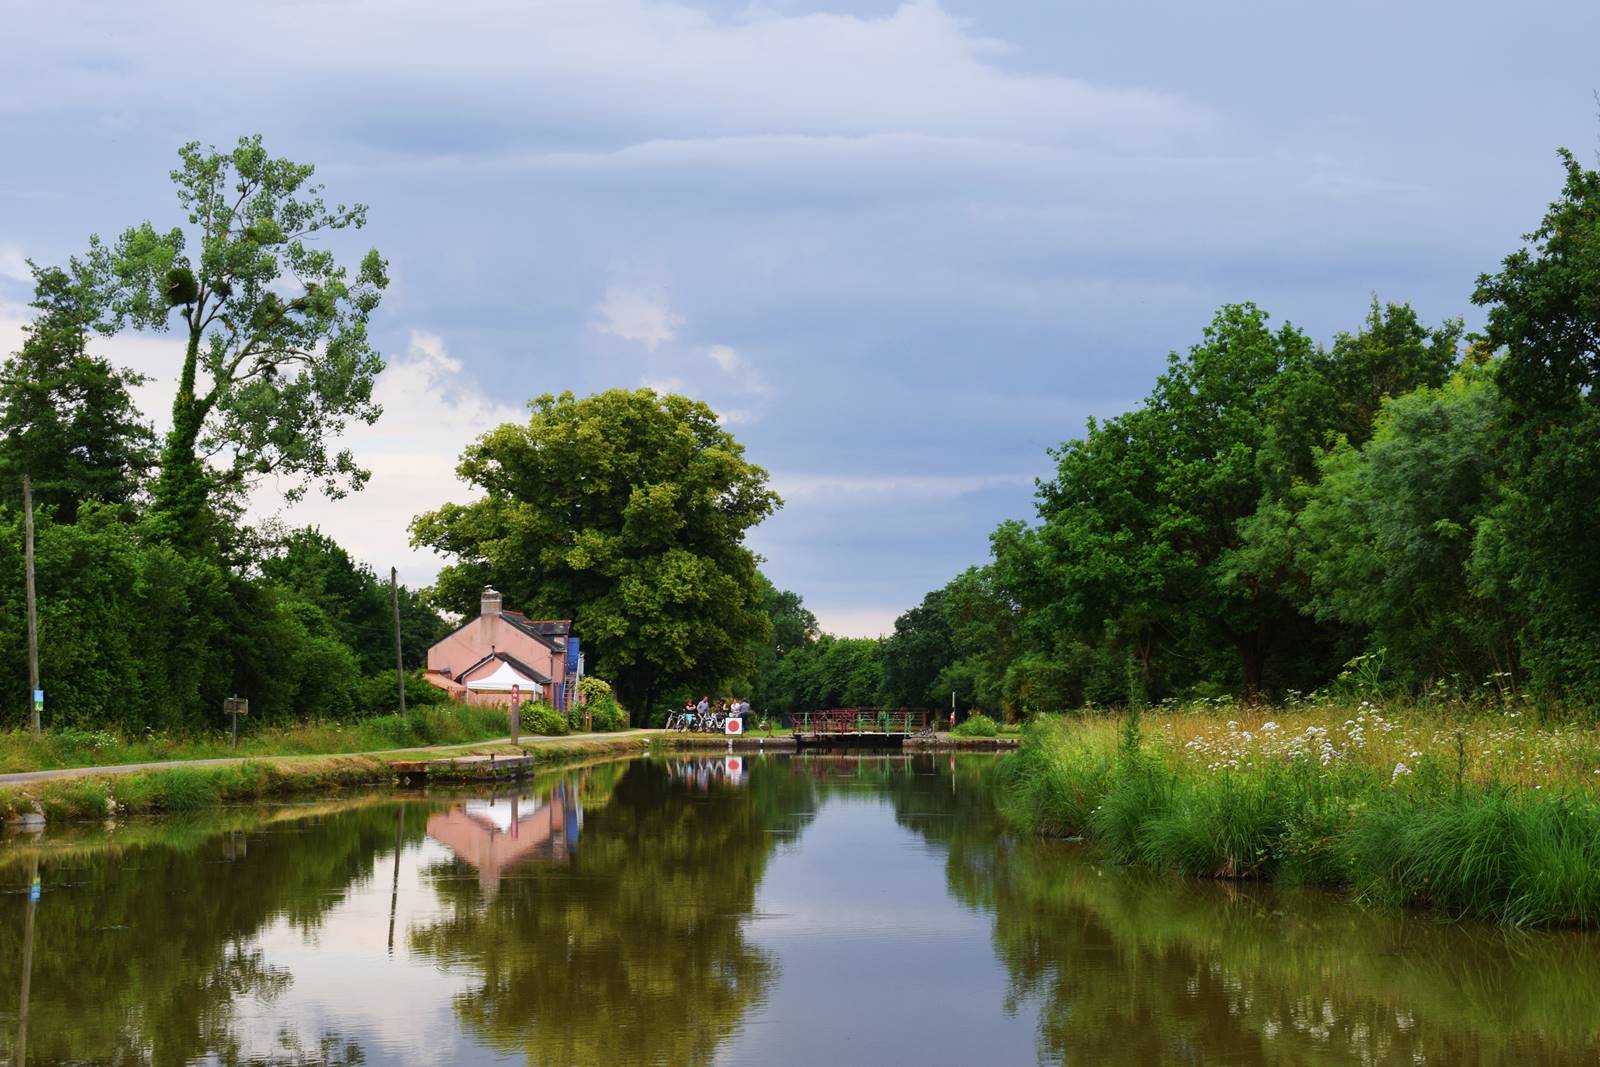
[1,754,1598,1065]
[426,784,582,895]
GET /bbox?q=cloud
[770,472,1036,499]
[594,285,685,350]
[706,343,741,372]
[639,375,688,394]
[255,330,523,586]
[0,244,30,286]
[0,2,1210,155]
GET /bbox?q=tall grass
[998,708,1600,927]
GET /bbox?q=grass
[998,704,1600,926]
[0,733,654,823]
[0,702,547,774]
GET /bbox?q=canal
[3,753,1599,1064]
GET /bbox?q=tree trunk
[148,335,211,546]
[1234,634,1265,704]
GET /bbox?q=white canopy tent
[464,660,545,697]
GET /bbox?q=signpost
[224,696,248,749]
[510,684,522,746]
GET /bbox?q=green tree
[1470,149,1600,706]
[411,388,781,722]
[0,264,155,520]
[879,587,956,707]
[79,134,388,546]
[1294,367,1516,687]
[260,527,447,675]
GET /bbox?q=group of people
[674,695,753,731]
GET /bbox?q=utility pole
[23,476,40,735]
[391,567,407,717]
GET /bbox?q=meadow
[998,702,1600,927]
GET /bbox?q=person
[679,698,696,730]
[696,695,710,729]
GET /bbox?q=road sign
[31,689,43,710]
[224,696,248,749]
[509,685,522,745]
[725,716,743,736]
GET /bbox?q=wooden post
[225,696,248,748]
[23,476,40,735]
[386,805,403,955]
[391,567,407,717]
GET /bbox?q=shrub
[952,712,1000,738]
[523,701,569,736]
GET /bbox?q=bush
[952,712,1000,738]
[523,701,569,737]
[574,676,629,731]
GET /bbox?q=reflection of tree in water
[409,758,818,1067]
[791,753,1600,1065]
[0,803,425,1066]
[881,765,1600,1065]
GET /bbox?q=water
[3,752,1599,1065]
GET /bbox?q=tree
[1470,148,1600,706]
[880,587,956,707]
[80,135,388,546]
[411,388,782,722]
[1294,367,1516,687]
[0,264,155,520]
[260,527,447,675]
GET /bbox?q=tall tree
[411,388,782,722]
[79,134,388,546]
[1470,148,1600,705]
[0,264,155,520]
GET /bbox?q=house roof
[498,611,570,650]
[460,652,553,689]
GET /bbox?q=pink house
[424,587,580,710]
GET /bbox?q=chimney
[481,586,503,618]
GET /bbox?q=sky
[1,0,1597,636]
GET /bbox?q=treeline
[759,148,1600,717]
[0,137,448,731]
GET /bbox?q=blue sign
[566,637,581,673]
[31,689,43,707]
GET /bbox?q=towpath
[0,730,658,787]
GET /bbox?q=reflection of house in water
[427,782,582,895]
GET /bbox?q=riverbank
[0,703,537,775]
[0,732,653,825]
[999,708,1600,927]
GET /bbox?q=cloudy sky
[1,1,1596,635]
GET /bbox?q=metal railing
[792,707,931,736]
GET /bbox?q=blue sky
[1,0,1597,635]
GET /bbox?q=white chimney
[481,586,503,618]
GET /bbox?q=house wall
[427,614,568,690]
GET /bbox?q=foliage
[412,388,780,723]
[77,134,389,546]
[1000,706,1600,926]
[522,701,569,736]
[575,676,628,732]
[0,263,155,520]
[951,711,999,738]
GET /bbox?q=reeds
[998,709,1600,926]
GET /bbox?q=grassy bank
[999,707,1600,927]
[0,703,551,774]
[0,733,651,823]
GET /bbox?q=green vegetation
[0,733,652,822]
[412,388,781,724]
[951,711,1000,738]
[999,708,1600,926]
[0,700,515,774]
